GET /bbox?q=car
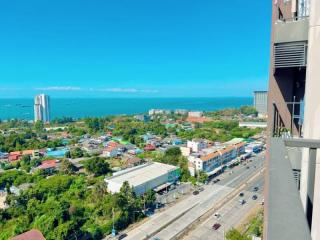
[246,166,250,169]
[198,187,205,192]
[212,223,221,230]
[239,192,244,197]
[253,187,259,192]
[214,212,221,218]
[193,190,199,195]
[239,199,246,205]
[118,233,127,240]
[252,195,258,200]
[260,199,265,205]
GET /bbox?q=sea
[0,97,252,120]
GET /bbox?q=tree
[84,157,111,176]
[240,106,258,116]
[226,229,251,240]
[198,171,208,183]
[34,120,44,132]
[70,147,84,159]
[60,160,77,174]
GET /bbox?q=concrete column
[301,0,320,239]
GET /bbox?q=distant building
[34,94,50,123]
[188,111,203,118]
[253,91,268,117]
[105,162,180,195]
[134,114,150,122]
[187,139,207,152]
[239,121,267,128]
[174,109,188,115]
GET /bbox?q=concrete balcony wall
[274,18,309,43]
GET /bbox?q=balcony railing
[272,100,304,137]
[265,137,320,240]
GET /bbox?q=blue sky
[0,0,271,98]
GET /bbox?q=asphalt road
[183,175,264,240]
[123,152,265,240]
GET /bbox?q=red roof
[108,141,119,147]
[11,229,45,240]
[39,160,57,170]
[144,144,156,151]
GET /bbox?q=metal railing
[272,100,304,137]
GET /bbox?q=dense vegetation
[0,172,155,240]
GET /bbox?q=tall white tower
[34,94,50,123]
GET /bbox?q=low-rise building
[187,139,208,152]
[188,111,203,117]
[11,229,45,240]
[187,139,247,175]
[102,145,119,158]
[105,162,180,195]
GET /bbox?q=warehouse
[105,162,180,195]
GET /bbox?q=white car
[214,212,221,218]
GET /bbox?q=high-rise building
[253,91,268,117]
[34,94,50,123]
[265,0,320,240]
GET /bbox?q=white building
[105,162,180,195]
[188,111,203,118]
[253,91,268,117]
[188,139,246,175]
[187,139,207,153]
[34,94,50,123]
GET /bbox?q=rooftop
[11,229,45,240]
[105,162,178,187]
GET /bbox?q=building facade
[34,94,50,123]
[266,0,320,239]
[253,91,268,117]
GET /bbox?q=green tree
[34,120,44,132]
[59,160,77,174]
[84,157,111,176]
[226,229,250,240]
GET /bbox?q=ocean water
[0,97,252,120]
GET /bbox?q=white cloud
[35,86,81,91]
[95,88,158,93]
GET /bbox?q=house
[8,151,22,162]
[38,160,59,173]
[0,151,8,160]
[127,148,143,155]
[102,146,119,157]
[8,149,38,162]
[186,116,212,123]
[187,139,207,153]
[171,138,183,145]
[11,229,45,240]
[144,144,156,151]
[122,155,143,168]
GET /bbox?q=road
[183,175,264,240]
[123,153,265,240]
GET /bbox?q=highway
[183,175,264,240]
[124,153,265,240]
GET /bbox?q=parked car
[198,187,204,192]
[118,233,127,240]
[239,192,244,197]
[253,186,259,192]
[239,199,246,205]
[214,212,221,218]
[213,178,220,184]
[252,195,258,200]
[193,190,199,195]
[212,223,221,230]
